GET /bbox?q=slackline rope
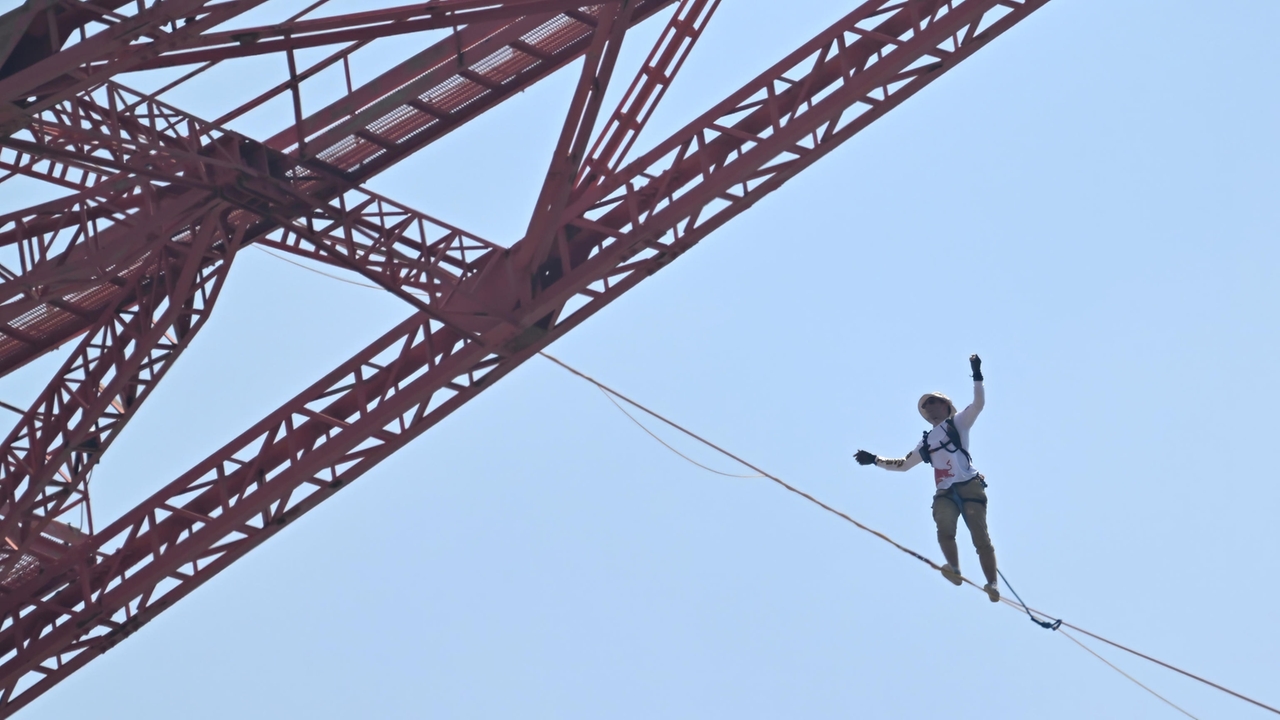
[540,352,1280,720]
[257,246,1275,718]
[1059,627,1199,720]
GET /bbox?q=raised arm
[855,443,924,472]
[954,354,985,431]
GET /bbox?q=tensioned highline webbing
[1058,627,1198,720]
[540,352,1279,720]
[256,245,1275,718]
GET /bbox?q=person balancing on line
[854,354,1001,603]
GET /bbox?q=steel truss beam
[121,0,605,69]
[266,0,672,168]
[0,78,256,374]
[576,0,718,194]
[0,76,239,195]
[0,0,697,367]
[256,187,505,311]
[0,207,239,581]
[0,1,670,195]
[0,1,1049,713]
[0,0,674,377]
[518,0,634,275]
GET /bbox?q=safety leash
[997,568,1062,631]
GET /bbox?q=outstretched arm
[855,443,924,472]
[955,354,985,430]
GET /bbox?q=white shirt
[875,381,984,491]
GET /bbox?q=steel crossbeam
[257,187,505,308]
[122,0,606,70]
[267,0,673,169]
[0,1,1049,713]
[576,0,719,193]
[0,78,239,196]
[0,206,239,584]
[0,78,253,374]
[518,0,634,276]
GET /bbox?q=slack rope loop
[540,351,1280,720]
[593,386,763,479]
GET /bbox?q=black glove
[969,354,983,382]
[854,450,877,466]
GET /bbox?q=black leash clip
[1032,617,1063,631]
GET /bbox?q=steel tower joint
[0,79,267,279]
[0,193,224,381]
[0,206,241,582]
[0,0,676,378]
[516,0,635,285]
[0,188,220,322]
[520,0,719,305]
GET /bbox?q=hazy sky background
[2,0,1278,717]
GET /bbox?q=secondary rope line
[255,246,430,294]
[540,351,944,570]
[594,386,762,479]
[1040,611,1278,717]
[540,351,1279,719]
[1060,628,1200,720]
[258,245,1273,718]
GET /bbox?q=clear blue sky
[3,0,1278,717]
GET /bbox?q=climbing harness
[997,568,1062,631]
[919,417,986,514]
[919,417,972,466]
[942,478,987,515]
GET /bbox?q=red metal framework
[0,0,1049,713]
[0,0,676,375]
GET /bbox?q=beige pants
[932,477,997,584]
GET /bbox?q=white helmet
[917,392,956,422]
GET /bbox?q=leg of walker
[932,495,963,586]
[960,493,999,603]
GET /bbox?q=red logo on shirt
[934,459,955,487]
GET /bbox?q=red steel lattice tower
[0,0,1050,713]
